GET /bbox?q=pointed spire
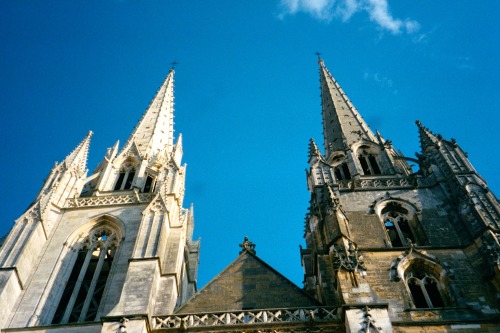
[123,69,176,159]
[318,59,377,157]
[63,131,92,176]
[308,138,322,162]
[416,120,441,151]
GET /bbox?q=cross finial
[314,51,324,65]
[170,61,178,70]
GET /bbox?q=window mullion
[61,247,94,324]
[120,171,129,190]
[421,279,433,308]
[78,242,108,322]
[394,221,407,246]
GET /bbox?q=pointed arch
[374,198,427,247]
[352,142,383,176]
[393,251,452,309]
[46,215,124,325]
[113,157,138,191]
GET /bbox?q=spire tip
[314,51,324,65]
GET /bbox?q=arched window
[51,226,120,324]
[406,271,445,308]
[358,153,381,175]
[384,211,415,247]
[354,144,383,176]
[113,161,136,190]
[143,173,156,193]
[334,162,352,181]
[378,201,425,247]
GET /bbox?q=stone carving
[65,193,153,208]
[239,236,256,255]
[332,241,366,272]
[338,176,416,191]
[360,306,382,332]
[153,307,338,329]
[481,236,500,278]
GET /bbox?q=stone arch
[374,198,427,247]
[113,157,139,191]
[392,251,453,309]
[352,142,383,176]
[39,215,125,326]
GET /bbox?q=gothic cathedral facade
[0,60,499,333]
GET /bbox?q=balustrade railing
[337,176,418,191]
[65,193,153,208]
[153,307,339,329]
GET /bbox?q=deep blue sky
[1,1,498,288]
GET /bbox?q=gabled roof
[175,250,319,314]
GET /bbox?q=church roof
[175,244,319,314]
[318,59,377,157]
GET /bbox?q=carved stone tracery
[332,241,365,272]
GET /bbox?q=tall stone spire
[122,69,175,159]
[318,59,376,157]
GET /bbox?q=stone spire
[308,138,323,163]
[122,69,176,159]
[318,59,376,157]
[63,130,92,176]
[416,120,441,152]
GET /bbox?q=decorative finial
[239,236,256,255]
[170,61,178,71]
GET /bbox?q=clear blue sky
[1,1,498,288]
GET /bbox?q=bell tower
[301,58,500,332]
[0,69,200,332]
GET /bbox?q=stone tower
[0,69,199,332]
[1,60,499,333]
[301,58,500,331]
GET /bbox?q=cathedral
[0,59,499,333]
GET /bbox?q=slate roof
[175,250,319,314]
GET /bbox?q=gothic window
[384,212,415,247]
[143,174,156,193]
[406,271,445,308]
[378,201,427,247]
[113,162,136,190]
[334,162,351,181]
[358,153,381,175]
[51,226,119,324]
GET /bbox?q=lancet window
[51,226,120,324]
[378,201,426,247]
[358,153,381,175]
[113,161,136,190]
[143,173,156,193]
[334,162,352,181]
[406,271,445,308]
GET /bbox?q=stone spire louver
[318,59,377,157]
